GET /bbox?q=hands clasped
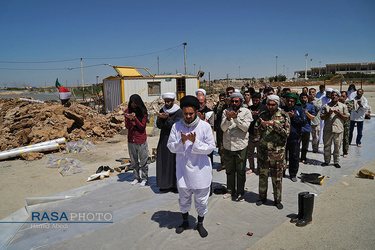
[181,131,196,144]
[225,110,239,120]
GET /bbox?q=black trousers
[300,132,310,161]
[286,141,300,178]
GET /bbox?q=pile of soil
[0,98,122,152]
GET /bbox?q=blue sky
[0,0,374,87]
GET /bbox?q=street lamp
[183,42,187,75]
[96,75,99,85]
[275,56,278,76]
[305,54,308,80]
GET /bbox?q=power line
[0,63,106,71]
[147,46,181,69]
[0,44,183,64]
[84,44,182,60]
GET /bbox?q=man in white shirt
[167,95,216,238]
[221,92,252,201]
[349,89,368,147]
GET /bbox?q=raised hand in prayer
[186,132,196,143]
[180,131,196,144]
[158,112,169,119]
[197,111,205,120]
[260,118,275,128]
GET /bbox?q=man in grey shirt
[221,92,252,201]
[308,88,322,153]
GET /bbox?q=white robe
[167,120,215,190]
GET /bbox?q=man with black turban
[167,95,216,238]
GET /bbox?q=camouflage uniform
[343,100,354,155]
[255,109,290,203]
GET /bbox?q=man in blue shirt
[316,85,326,99]
[281,93,307,182]
[299,92,316,164]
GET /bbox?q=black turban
[180,95,200,110]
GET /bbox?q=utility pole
[209,72,211,93]
[183,42,187,75]
[276,56,278,76]
[81,58,85,101]
[227,74,229,88]
[305,54,308,80]
[157,56,159,75]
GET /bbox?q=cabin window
[148,82,161,96]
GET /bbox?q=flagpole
[81,58,85,101]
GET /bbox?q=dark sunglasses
[267,103,277,107]
[231,100,240,103]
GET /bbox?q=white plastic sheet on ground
[64,140,96,154]
[47,155,88,176]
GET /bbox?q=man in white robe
[167,95,216,238]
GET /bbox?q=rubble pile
[0,98,122,152]
[0,95,222,156]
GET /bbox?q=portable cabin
[103,66,202,112]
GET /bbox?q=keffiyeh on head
[267,95,280,106]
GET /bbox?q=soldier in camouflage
[339,91,354,158]
[254,95,290,210]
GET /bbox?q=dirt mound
[0,98,122,153]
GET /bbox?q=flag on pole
[55,78,71,100]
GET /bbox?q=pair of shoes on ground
[131,179,147,186]
[96,166,114,174]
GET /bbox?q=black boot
[290,191,309,223]
[296,194,314,227]
[176,212,189,234]
[196,216,208,238]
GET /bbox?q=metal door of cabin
[104,80,122,112]
[176,78,186,101]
